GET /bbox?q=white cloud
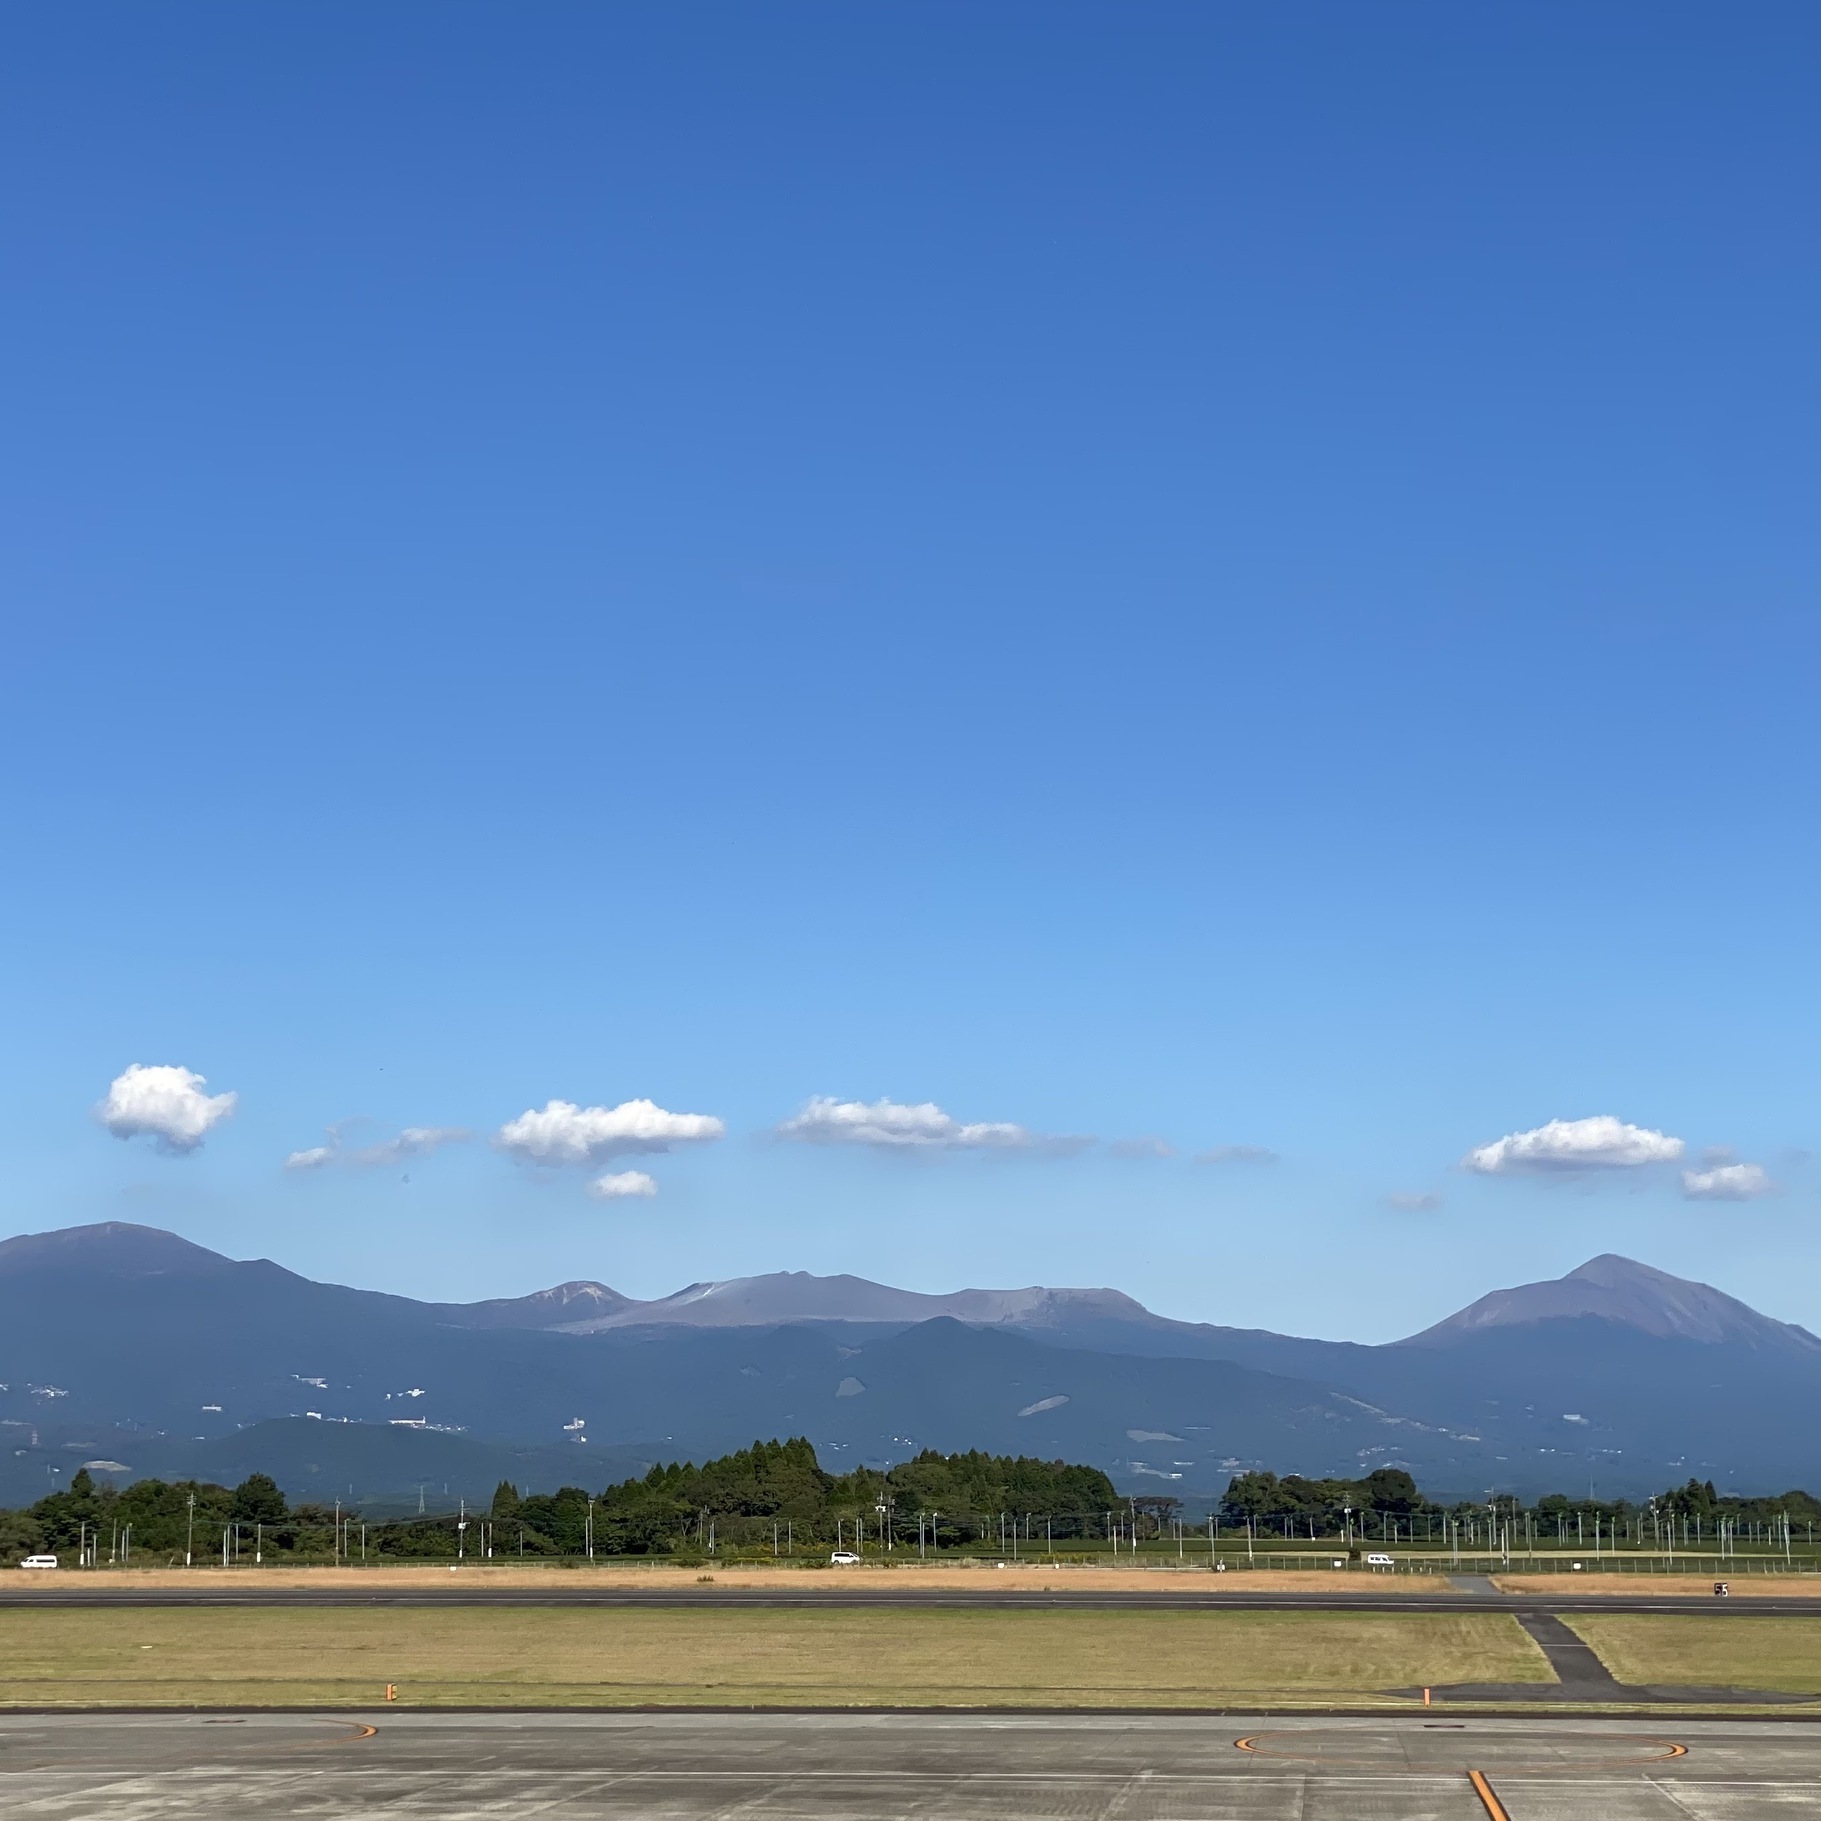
[1109,1135,1176,1160]
[352,1126,470,1167]
[98,1064,237,1154]
[1383,1191,1443,1212]
[588,1169,658,1200]
[1195,1144,1277,1165]
[1681,1162,1775,1202]
[1463,1115,1684,1175]
[774,1095,1083,1153]
[285,1124,471,1172]
[497,1098,724,1166]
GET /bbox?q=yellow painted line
[1467,1768,1510,1820]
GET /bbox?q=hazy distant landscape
[4,1222,1814,1508]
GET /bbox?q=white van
[19,1555,59,1570]
[829,1550,861,1565]
[1364,1552,1395,1568]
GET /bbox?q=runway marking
[1095,1768,1152,1819]
[1234,1729,1689,1772]
[1467,1768,1510,1820]
[1643,1777,1704,1816]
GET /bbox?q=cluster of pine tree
[484,1440,1121,1556]
[0,1442,1120,1563]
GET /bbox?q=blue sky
[2,3,1815,1340]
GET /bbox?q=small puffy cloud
[775,1096,1083,1153]
[588,1169,658,1200]
[99,1064,237,1154]
[497,1098,724,1166]
[285,1124,470,1172]
[352,1126,470,1167]
[1109,1135,1176,1160]
[1463,1115,1683,1175]
[1681,1162,1775,1202]
[1383,1191,1443,1212]
[1195,1144,1277,1166]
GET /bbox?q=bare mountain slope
[551,1271,1162,1335]
[1398,1253,1821,1354]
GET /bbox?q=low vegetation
[0,1606,1551,1708]
[1563,1615,1821,1694]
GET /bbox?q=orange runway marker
[1467,1768,1510,1820]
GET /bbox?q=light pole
[185,1493,195,1568]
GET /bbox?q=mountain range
[1,1222,1814,1507]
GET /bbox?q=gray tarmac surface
[2,1583,1817,1615]
[4,1711,1819,1819]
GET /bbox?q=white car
[1364,1552,1396,1568]
[19,1555,59,1570]
[829,1550,861,1565]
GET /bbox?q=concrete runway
[4,1711,1819,1819]
[2,1584,1816,1615]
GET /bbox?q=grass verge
[1562,1615,1821,1694]
[0,1606,1548,1709]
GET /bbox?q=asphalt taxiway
[3,1710,1817,1819]
[1,1583,1815,1615]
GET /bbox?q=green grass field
[1565,1615,1821,1695]
[0,1607,1550,1708]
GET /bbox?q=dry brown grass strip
[0,1605,1545,1708]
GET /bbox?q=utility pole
[185,1492,195,1568]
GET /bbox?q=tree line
[1218,1469,1821,1547]
[0,1441,1120,1564]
